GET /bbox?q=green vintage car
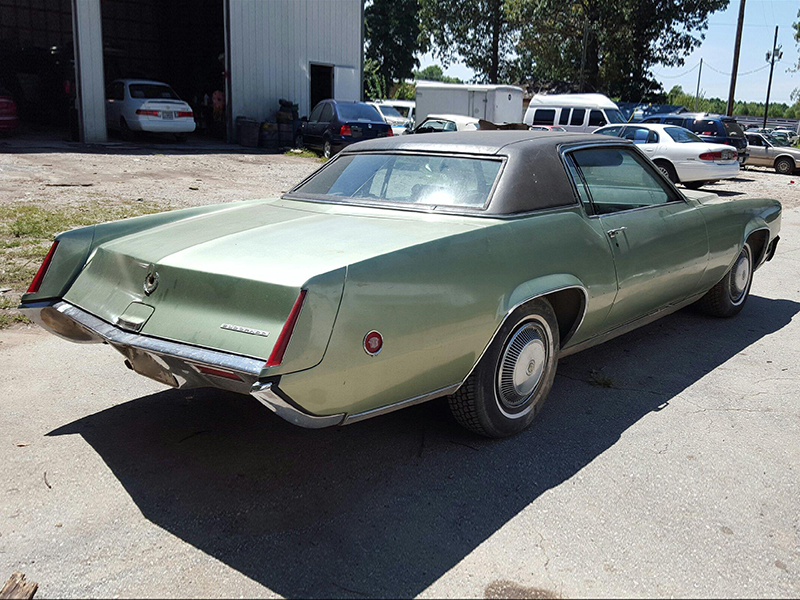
[20,132,781,437]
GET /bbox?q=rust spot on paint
[485,580,561,599]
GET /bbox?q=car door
[318,102,335,141]
[621,126,658,158]
[105,82,124,129]
[305,103,325,148]
[745,134,769,166]
[568,145,709,330]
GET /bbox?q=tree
[791,8,800,101]
[413,65,463,83]
[511,0,729,100]
[419,0,517,83]
[365,0,427,96]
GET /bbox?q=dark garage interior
[0,0,225,139]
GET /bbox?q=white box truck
[415,81,524,124]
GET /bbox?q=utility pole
[694,58,703,112]
[579,15,589,93]
[726,0,746,116]
[763,26,782,129]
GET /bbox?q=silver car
[745,133,799,175]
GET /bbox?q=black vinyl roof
[342,131,626,215]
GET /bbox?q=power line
[704,61,770,77]
[653,62,700,79]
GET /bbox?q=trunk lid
[64,199,485,360]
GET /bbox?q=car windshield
[128,84,180,100]
[605,109,625,124]
[337,103,382,122]
[390,105,411,118]
[290,153,503,209]
[664,127,702,143]
[377,105,404,119]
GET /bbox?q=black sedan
[296,100,392,158]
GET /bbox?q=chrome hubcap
[497,321,548,411]
[730,249,751,303]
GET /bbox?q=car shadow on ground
[48,295,799,598]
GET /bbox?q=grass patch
[0,200,160,329]
[284,148,327,162]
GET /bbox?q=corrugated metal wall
[227,0,362,122]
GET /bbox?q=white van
[524,93,626,133]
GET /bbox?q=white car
[412,113,480,134]
[105,79,196,140]
[594,123,739,189]
[367,102,412,136]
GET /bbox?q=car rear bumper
[0,115,19,130]
[676,160,740,183]
[19,300,344,429]
[129,118,196,133]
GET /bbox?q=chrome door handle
[607,227,627,238]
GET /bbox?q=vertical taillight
[265,290,307,367]
[340,124,352,136]
[27,241,59,294]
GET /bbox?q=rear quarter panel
[279,206,619,417]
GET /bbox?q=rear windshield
[290,153,502,210]
[129,84,179,100]
[336,103,382,122]
[691,119,723,136]
[664,127,702,143]
[722,120,745,138]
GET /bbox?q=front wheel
[449,298,560,438]
[775,157,794,175]
[696,243,753,317]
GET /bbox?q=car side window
[320,103,334,123]
[664,117,683,126]
[647,130,659,143]
[588,110,606,127]
[309,104,323,122]
[416,120,445,133]
[533,109,556,125]
[443,120,457,131]
[558,109,570,125]
[564,155,593,214]
[570,108,586,126]
[570,147,679,215]
[622,127,651,144]
[746,135,762,147]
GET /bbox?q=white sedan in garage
[594,123,739,189]
[105,79,196,141]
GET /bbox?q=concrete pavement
[1,210,799,598]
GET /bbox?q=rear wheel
[655,160,678,184]
[448,298,560,438]
[684,181,706,190]
[323,138,333,159]
[696,243,753,318]
[775,157,794,175]
[120,118,134,141]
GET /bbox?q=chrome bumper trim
[20,300,265,376]
[342,383,460,426]
[250,382,345,429]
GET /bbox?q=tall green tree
[511,0,729,100]
[419,0,517,83]
[413,65,463,83]
[365,0,427,97]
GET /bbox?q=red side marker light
[266,290,307,367]
[364,330,383,356]
[197,365,242,381]
[27,241,59,294]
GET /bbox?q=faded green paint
[22,189,781,420]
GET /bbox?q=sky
[417,0,799,105]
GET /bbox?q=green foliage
[792,9,800,101]
[392,81,417,100]
[364,58,388,101]
[667,85,800,119]
[365,0,427,98]
[510,0,729,100]
[419,0,517,83]
[413,65,462,83]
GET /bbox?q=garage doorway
[101,0,226,139]
[309,63,333,113]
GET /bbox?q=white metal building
[61,0,364,142]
